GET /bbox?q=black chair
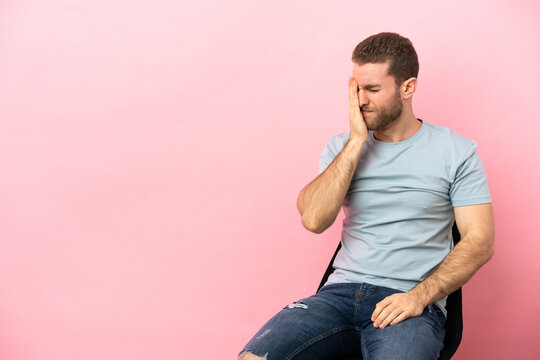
[316,223,463,360]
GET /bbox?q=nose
[358,89,369,108]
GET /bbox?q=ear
[401,77,417,99]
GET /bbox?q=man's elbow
[485,240,495,262]
[480,235,495,265]
[301,215,327,234]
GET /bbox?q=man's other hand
[371,292,425,329]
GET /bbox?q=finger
[371,297,391,322]
[373,305,394,327]
[373,303,397,327]
[379,308,404,329]
[349,78,359,109]
[389,311,410,326]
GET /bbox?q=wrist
[346,137,366,150]
[409,284,431,308]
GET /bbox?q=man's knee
[237,350,267,360]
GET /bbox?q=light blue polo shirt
[318,119,491,317]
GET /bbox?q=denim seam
[354,286,376,325]
[360,328,368,360]
[285,325,355,360]
[356,286,376,300]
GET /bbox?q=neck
[372,108,421,142]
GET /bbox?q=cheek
[378,94,396,107]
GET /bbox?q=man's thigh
[361,303,446,360]
[237,284,364,360]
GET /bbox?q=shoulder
[324,131,350,155]
[422,121,478,159]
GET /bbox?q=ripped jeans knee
[238,349,269,359]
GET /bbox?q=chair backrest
[316,222,463,360]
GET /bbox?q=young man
[238,32,494,360]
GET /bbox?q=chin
[370,117,398,131]
[366,119,382,131]
[365,119,377,131]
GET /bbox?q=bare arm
[297,138,364,233]
[409,203,495,305]
[371,203,495,329]
[297,77,368,234]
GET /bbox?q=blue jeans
[238,282,446,360]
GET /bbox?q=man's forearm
[297,138,364,233]
[409,233,494,307]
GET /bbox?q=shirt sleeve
[318,141,336,175]
[449,143,492,207]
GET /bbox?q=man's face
[352,61,403,131]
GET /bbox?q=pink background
[1,0,539,359]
